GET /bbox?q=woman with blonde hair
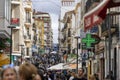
[1,64,18,80]
[89,75,96,80]
[19,62,38,80]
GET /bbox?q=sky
[32,0,61,43]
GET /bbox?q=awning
[84,0,109,32]
[98,0,120,19]
[47,63,67,70]
[63,63,82,69]
[84,0,120,32]
[108,0,120,8]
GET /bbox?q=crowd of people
[31,53,61,70]
[0,61,100,80]
[0,51,101,80]
[0,62,42,80]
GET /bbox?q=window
[26,11,31,23]
[44,23,48,27]
[26,47,29,56]
[13,30,19,51]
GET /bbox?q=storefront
[84,0,120,80]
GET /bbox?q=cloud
[50,14,59,43]
[32,0,61,43]
[32,0,61,14]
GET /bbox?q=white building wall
[0,0,11,38]
[59,0,76,54]
[104,38,108,78]
[71,13,76,51]
[61,6,75,20]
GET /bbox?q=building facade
[58,0,76,61]
[33,11,53,54]
[0,0,11,52]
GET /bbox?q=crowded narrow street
[0,0,120,80]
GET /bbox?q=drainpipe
[108,13,112,80]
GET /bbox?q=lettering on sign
[85,17,91,27]
[93,14,99,23]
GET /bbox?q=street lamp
[8,25,16,64]
[74,36,80,73]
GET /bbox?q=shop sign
[81,34,95,48]
[90,26,98,33]
[11,18,19,26]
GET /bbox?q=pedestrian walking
[106,71,114,80]
[76,68,87,80]
[69,72,77,80]
[1,64,18,80]
[34,74,42,80]
[33,69,44,80]
[89,75,96,80]
[94,73,99,80]
[19,62,38,80]
[66,70,71,80]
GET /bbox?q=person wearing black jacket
[66,70,71,80]
[94,73,99,80]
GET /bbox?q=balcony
[101,15,118,37]
[24,1,32,11]
[32,23,36,29]
[24,19,31,27]
[24,5,32,11]
[68,29,71,38]
[24,23,31,28]
[11,0,20,5]
[33,35,37,41]
[24,35,31,43]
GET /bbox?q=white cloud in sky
[50,14,59,43]
[32,0,61,43]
